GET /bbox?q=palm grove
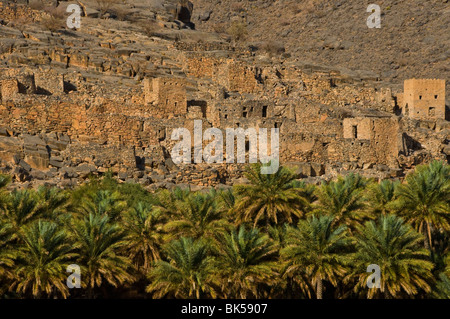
[0,160,449,299]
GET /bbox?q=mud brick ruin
[0,0,448,190]
[398,79,446,120]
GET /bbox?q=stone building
[35,71,65,95]
[144,77,187,118]
[0,79,19,101]
[219,60,262,94]
[337,116,400,166]
[401,79,446,120]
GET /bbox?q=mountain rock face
[192,0,450,85]
[176,0,194,24]
[0,0,448,190]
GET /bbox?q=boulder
[118,171,129,181]
[0,127,10,137]
[190,184,204,192]
[30,169,46,180]
[150,173,165,182]
[49,156,64,168]
[165,158,178,171]
[76,164,97,178]
[24,151,50,170]
[311,163,325,176]
[23,135,46,147]
[61,167,78,179]
[196,10,211,22]
[18,159,32,172]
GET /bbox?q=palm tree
[2,189,39,230]
[445,253,450,276]
[314,173,368,231]
[212,225,278,298]
[35,186,69,221]
[0,174,11,210]
[164,192,231,241]
[210,187,236,223]
[214,187,236,212]
[433,255,450,298]
[433,273,450,299]
[122,202,166,272]
[12,220,74,298]
[0,219,14,285]
[267,224,287,250]
[393,160,450,252]
[365,179,398,216]
[70,213,133,298]
[155,187,191,216]
[291,180,317,214]
[146,237,217,299]
[0,174,10,189]
[118,182,157,208]
[350,215,434,298]
[76,190,127,221]
[233,163,309,226]
[281,215,352,299]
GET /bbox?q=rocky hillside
[192,0,449,90]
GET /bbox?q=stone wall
[222,60,262,94]
[0,34,446,189]
[183,53,224,78]
[0,79,19,101]
[343,118,372,140]
[182,54,262,93]
[144,77,187,118]
[35,70,64,95]
[340,117,400,166]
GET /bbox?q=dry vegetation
[96,0,124,18]
[40,6,66,32]
[112,6,131,21]
[8,16,32,32]
[260,41,286,57]
[140,20,161,37]
[29,0,45,11]
[226,20,248,44]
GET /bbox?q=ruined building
[399,79,446,120]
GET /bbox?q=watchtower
[403,79,445,120]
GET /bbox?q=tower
[403,79,445,120]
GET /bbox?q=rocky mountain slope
[192,0,449,90]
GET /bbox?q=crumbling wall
[144,77,187,118]
[183,54,223,78]
[182,54,262,94]
[220,60,262,93]
[0,79,19,101]
[35,71,64,95]
[343,118,372,140]
[339,117,399,166]
[216,100,273,125]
